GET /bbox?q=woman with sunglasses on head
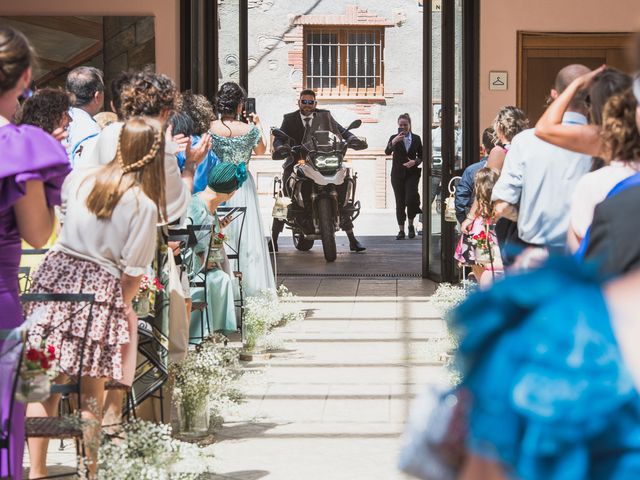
[0,26,71,480]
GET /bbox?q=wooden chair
[21,293,96,479]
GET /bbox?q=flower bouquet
[206,230,227,270]
[16,343,56,402]
[133,275,163,318]
[469,229,497,265]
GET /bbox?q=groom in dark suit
[271,89,365,252]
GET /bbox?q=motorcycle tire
[318,197,337,262]
[293,232,314,251]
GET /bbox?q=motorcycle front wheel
[317,197,337,262]
[293,232,314,251]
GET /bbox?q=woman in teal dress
[187,162,247,339]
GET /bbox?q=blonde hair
[474,167,500,220]
[600,89,640,164]
[493,106,528,144]
[85,117,167,222]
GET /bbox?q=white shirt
[491,112,592,248]
[570,161,639,238]
[300,112,314,129]
[55,168,158,278]
[404,132,413,152]
[81,122,190,223]
[65,107,101,167]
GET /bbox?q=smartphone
[245,98,256,116]
[398,127,406,135]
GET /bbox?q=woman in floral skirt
[26,117,167,477]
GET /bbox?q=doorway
[518,32,634,124]
[180,0,479,282]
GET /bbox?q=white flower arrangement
[170,334,242,429]
[430,280,475,317]
[97,420,204,479]
[243,287,305,352]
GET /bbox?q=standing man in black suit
[271,89,366,252]
[385,113,423,239]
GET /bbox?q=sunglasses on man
[300,99,316,105]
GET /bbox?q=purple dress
[0,124,69,479]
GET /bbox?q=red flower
[47,345,56,360]
[26,348,41,362]
[40,358,50,370]
[217,233,225,240]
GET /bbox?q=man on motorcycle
[270,89,366,253]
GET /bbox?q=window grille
[304,28,384,97]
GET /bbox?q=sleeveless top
[209,125,261,166]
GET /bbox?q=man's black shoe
[349,240,366,252]
[408,226,416,239]
[396,231,406,240]
[268,239,278,253]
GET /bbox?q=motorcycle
[272,112,367,262]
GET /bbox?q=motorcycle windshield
[302,111,345,155]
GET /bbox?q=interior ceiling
[0,16,103,85]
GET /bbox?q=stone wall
[103,16,156,104]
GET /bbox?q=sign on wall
[489,71,508,91]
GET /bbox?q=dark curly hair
[16,88,70,133]
[493,106,529,144]
[180,90,215,135]
[110,71,133,119]
[0,26,34,96]
[120,70,178,120]
[588,68,632,126]
[215,82,246,118]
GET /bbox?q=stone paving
[23,273,447,479]
[206,276,447,480]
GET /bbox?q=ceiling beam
[2,16,102,40]
[35,41,103,86]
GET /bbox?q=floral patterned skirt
[26,251,129,380]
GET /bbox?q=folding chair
[21,293,96,479]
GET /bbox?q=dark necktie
[304,117,311,130]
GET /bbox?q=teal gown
[187,195,237,337]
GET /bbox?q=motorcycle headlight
[315,155,340,170]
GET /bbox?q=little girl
[455,167,502,286]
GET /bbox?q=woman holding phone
[385,113,423,239]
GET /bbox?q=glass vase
[178,400,210,437]
[133,295,150,318]
[16,370,51,403]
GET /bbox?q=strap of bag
[486,223,496,280]
[576,171,640,260]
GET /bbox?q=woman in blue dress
[452,258,640,480]
[187,162,247,338]
[208,82,275,298]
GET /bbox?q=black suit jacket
[385,133,423,179]
[273,109,354,170]
[585,185,640,276]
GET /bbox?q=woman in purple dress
[0,27,70,479]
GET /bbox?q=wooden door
[518,32,634,124]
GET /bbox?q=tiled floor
[24,276,447,480]
[206,277,448,480]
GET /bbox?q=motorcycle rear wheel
[317,197,337,262]
[293,232,314,251]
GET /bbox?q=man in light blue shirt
[492,64,593,254]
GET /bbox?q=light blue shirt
[491,112,592,249]
[404,132,412,151]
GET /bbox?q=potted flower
[206,230,227,270]
[16,343,56,403]
[132,274,163,318]
[169,335,240,437]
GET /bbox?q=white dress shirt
[65,107,101,167]
[491,112,592,249]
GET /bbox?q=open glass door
[423,0,478,281]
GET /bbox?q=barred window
[304,28,384,97]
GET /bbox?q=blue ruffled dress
[451,258,640,480]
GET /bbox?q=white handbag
[444,176,461,223]
[272,177,290,220]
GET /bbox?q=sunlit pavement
[207,276,447,480]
